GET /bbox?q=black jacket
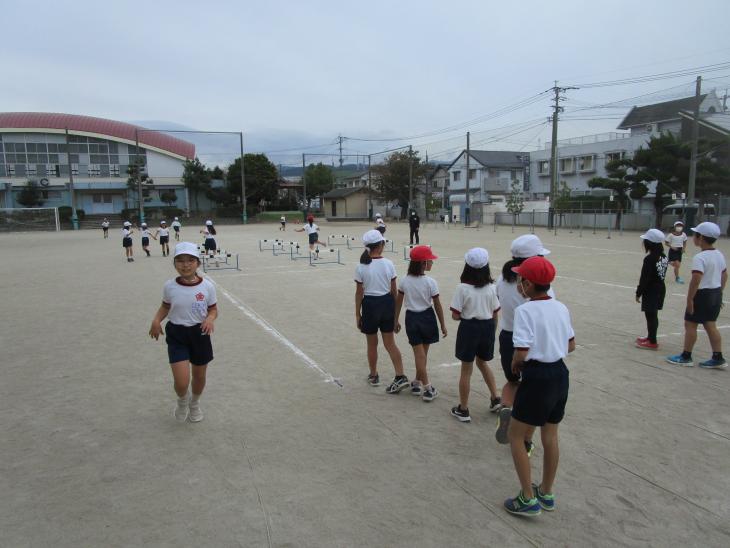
[409,214,420,229]
[636,253,668,298]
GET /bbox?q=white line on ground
[209,278,342,387]
[548,242,644,255]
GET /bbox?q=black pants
[409,228,419,244]
[644,310,658,343]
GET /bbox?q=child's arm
[722,269,728,292]
[149,303,170,340]
[511,348,528,374]
[394,291,404,333]
[568,337,576,353]
[433,295,447,337]
[390,278,398,299]
[686,271,702,315]
[295,227,305,232]
[354,283,364,329]
[201,306,218,335]
[451,310,461,321]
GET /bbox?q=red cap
[409,245,438,261]
[511,256,556,285]
[306,215,314,221]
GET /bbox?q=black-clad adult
[409,210,420,245]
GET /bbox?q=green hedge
[254,210,301,222]
[58,206,85,221]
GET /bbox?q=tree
[126,158,154,209]
[17,180,44,207]
[588,159,637,228]
[226,154,278,211]
[305,163,335,203]
[160,190,178,206]
[373,149,427,219]
[182,157,211,213]
[210,166,225,180]
[552,181,572,211]
[505,179,525,216]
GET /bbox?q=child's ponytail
[502,257,525,283]
[360,249,373,264]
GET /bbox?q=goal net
[0,208,60,232]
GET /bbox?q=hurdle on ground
[346,237,396,253]
[272,240,300,257]
[403,244,431,261]
[199,248,240,273]
[258,238,282,252]
[309,247,344,267]
[327,234,350,246]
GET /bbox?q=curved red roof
[0,112,195,159]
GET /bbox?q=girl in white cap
[200,220,217,254]
[355,229,407,392]
[149,241,218,422]
[449,247,501,422]
[635,229,669,350]
[101,218,110,239]
[140,222,157,257]
[374,213,386,235]
[156,221,170,257]
[171,217,182,241]
[122,221,134,262]
[664,221,688,283]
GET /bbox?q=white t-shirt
[665,232,688,249]
[496,275,556,331]
[303,223,319,235]
[281,216,286,222]
[399,275,439,312]
[202,228,214,239]
[355,257,397,296]
[513,297,575,363]
[171,221,181,229]
[692,249,727,289]
[376,219,386,228]
[122,228,132,239]
[450,283,500,320]
[141,228,151,238]
[101,221,109,228]
[163,277,218,326]
[158,227,169,237]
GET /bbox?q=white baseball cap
[205,220,213,226]
[375,213,382,218]
[363,229,385,245]
[673,221,684,227]
[123,221,131,227]
[640,228,665,243]
[174,241,200,259]
[141,222,147,227]
[510,234,550,258]
[174,217,179,221]
[692,222,721,239]
[465,247,489,268]
[160,220,166,224]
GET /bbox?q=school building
[0,112,195,215]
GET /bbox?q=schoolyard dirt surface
[1,220,729,548]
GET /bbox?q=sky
[3,0,730,167]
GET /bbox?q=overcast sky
[3,0,730,166]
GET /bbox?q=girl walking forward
[122,221,134,262]
[295,215,327,255]
[149,242,218,422]
[394,245,448,401]
[140,222,157,257]
[101,218,110,238]
[156,221,170,257]
[171,217,182,241]
[635,229,668,350]
[374,213,386,235]
[355,229,408,393]
[201,220,217,254]
[665,221,688,283]
[450,248,501,422]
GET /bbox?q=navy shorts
[204,238,217,251]
[165,322,213,365]
[142,237,149,246]
[685,287,723,324]
[376,227,386,235]
[122,237,132,248]
[405,308,439,346]
[499,329,520,383]
[360,294,395,334]
[173,226,180,232]
[668,248,683,263]
[512,359,569,426]
[308,232,318,245]
[455,318,496,362]
[160,235,169,244]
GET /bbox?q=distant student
[503,256,575,517]
[375,213,386,235]
[394,245,447,401]
[280,216,286,231]
[200,220,217,254]
[667,222,728,369]
[635,229,668,350]
[122,221,134,262]
[140,222,156,257]
[171,217,182,241]
[665,221,688,283]
[295,215,327,254]
[149,242,218,423]
[355,229,408,393]
[409,210,421,245]
[449,247,502,423]
[156,221,170,257]
[101,218,110,239]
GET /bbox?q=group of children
[116,217,200,261]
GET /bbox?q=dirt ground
[1,220,729,547]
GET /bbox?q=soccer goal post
[0,207,60,232]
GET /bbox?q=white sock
[191,393,201,403]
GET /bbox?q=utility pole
[135,129,145,225]
[686,75,702,229]
[723,89,728,111]
[302,153,307,215]
[548,82,577,228]
[408,145,414,215]
[240,132,247,224]
[338,135,344,168]
[465,132,470,225]
[367,155,372,219]
[64,128,78,229]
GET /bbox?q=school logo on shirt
[195,292,205,301]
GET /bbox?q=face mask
[675,227,683,233]
[517,279,528,298]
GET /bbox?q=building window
[468,169,476,180]
[538,160,550,176]
[88,164,101,176]
[71,164,79,176]
[46,164,60,177]
[26,165,37,176]
[110,164,120,177]
[452,171,461,181]
[559,158,575,174]
[577,155,595,173]
[605,151,626,165]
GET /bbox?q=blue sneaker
[699,358,728,369]
[666,354,693,367]
[532,483,555,511]
[504,491,541,516]
[676,276,685,284]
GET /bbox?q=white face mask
[675,226,683,233]
[517,278,528,298]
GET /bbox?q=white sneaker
[189,399,204,422]
[174,395,190,422]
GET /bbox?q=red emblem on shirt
[195,292,205,301]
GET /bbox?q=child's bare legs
[191,364,207,396]
[381,331,404,376]
[475,358,498,399]
[413,344,430,385]
[508,417,534,499]
[458,362,473,409]
[672,260,680,279]
[704,321,723,352]
[170,361,191,397]
[682,320,699,353]
[502,381,519,407]
[365,334,379,376]
[540,422,560,494]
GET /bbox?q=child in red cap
[502,256,575,517]
[394,245,448,401]
[295,215,327,256]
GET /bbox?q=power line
[566,61,730,88]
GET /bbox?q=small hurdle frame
[272,240,301,257]
[309,247,344,267]
[346,237,396,253]
[199,247,240,273]
[258,238,282,252]
[327,234,351,246]
[403,243,431,261]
